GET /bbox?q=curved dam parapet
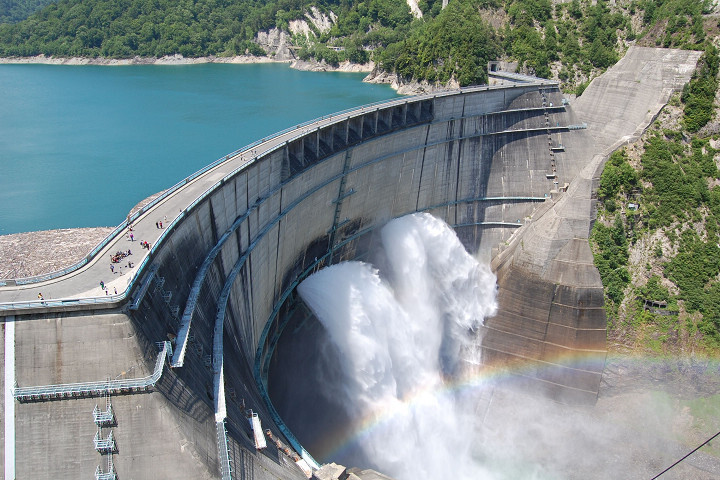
[124,79,602,477]
[1,46,701,479]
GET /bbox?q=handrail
[0,81,554,313]
[0,81,551,287]
[94,430,115,451]
[488,71,558,85]
[128,265,158,311]
[13,341,171,402]
[0,294,128,311]
[216,420,233,480]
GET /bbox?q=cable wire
[650,429,720,479]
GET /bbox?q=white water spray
[294,212,715,479]
[298,213,498,479]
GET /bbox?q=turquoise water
[0,63,399,235]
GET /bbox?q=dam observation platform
[0,46,703,480]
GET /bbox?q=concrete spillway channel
[0,46,702,479]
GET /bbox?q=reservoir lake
[0,63,399,235]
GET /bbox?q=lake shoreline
[0,54,440,94]
[0,53,374,71]
[0,53,280,66]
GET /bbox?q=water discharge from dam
[297,213,499,479]
[287,213,715,480]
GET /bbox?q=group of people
[99,281,118,295]
[99,215,162,294]
[111,249,132,264]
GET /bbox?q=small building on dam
[0,47,702,479]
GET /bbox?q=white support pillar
[4,316,16,480]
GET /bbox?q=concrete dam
[0,46,701,479]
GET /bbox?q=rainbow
[312,352,720,464]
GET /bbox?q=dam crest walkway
[0,79,556,313]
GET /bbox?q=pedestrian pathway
[0,90,427,308]
[0,146,257,306]
[0,85,510,309]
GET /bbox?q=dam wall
[4,80,610,479]
[120,81,603,475]
[484,46,703,404]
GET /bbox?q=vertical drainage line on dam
[328,148,355,257]
[415,124,432,212]
[274,188,284,317]
[454,134,465,226]
[455,98,468,226]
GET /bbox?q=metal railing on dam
[12,341,171,402]
[0,79,559,315]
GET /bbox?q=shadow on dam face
[259,97,605,469]
[269,313,355,462]
[268,225,414,469]
[251,83,609,477]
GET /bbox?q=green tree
[592,215,630,307]
[598,150,639,200]
[682,45,719,132]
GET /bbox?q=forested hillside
[0,0,54,23]
[0,0,715,89]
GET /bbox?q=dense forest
[0,0,54,23]
[0,0,715,89]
